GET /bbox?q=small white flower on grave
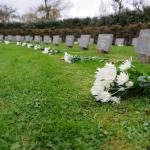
[27,44,33,48]
[34,44,40,50]
[126,81,134,88]
[119,57,132,71]
[22,42,27,46]
[5,41,10,45]
[64,52,73,63]
[42,47,49,54]
[16,42,21,45]
[116,72,129,85]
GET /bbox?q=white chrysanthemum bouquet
[91,58,150,104]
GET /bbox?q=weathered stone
[136,29,150,63]
[0,35,4,41]
[16,35,24,42]
[53,35,60,45]
[34,35,42,43]
[65,35,74,47]
[44,35,51,44]
[97,34,113,53]
[115,38,125,46]
[89,38,94,45]
[79,35,91,50]
[132,38,138,47]
[25,35,33,42]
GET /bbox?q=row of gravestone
[0,34,131,48]
[0,31,149,63]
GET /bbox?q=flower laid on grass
[42,47,61,55]
[34,45,41,50]
[48,49,61,55]
[5,41,10,45]
[27,43,33,48]
[64,52,73,63]
[16,42,21,45]
[63,52,108,63]
[42,47,49,54]
[22,42,27,46]
[91,58,150,104]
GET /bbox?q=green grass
[0,42,150,150]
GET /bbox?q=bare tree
[112,0,124,14]
[21,0,71,22]
[0,5,17,23]
[131,0,145,12]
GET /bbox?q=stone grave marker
[65,35,74,47]
[34,35,42,43]
[89,38,94,45]
[115,38,125,46]
[79,35,91,50]
[96,34,113,53]
[25,35,33,42]
[0,35,4,41]
[16,35,24,42]
[136,29,150,63]
[44,35,51,44]
[132,38,138,47]
[53,35,60,45]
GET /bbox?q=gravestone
[7,35,13,41]
[132,38,138,47]
[96,34,113,53]
[65,35,74,47]
[79,35,91,50]
[16,35,24,42]
[89,38,94,45]
[25,35,33,42]
[77,38,81,44]
[53,35,60,45]
[59,37,62,43]
[4,36,8,41]
[0,35,4,41]
[11,36,16,42]
[44,35,51,44]
[136,29,150,63]
[34,35,42,43]
[115,38,125,46]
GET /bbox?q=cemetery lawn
[0,43,150,150]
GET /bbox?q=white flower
[64,52,73,63]
[16,42,21,45]
[111,97,120,104]
[42,47,49,54]
[119,57,132,71]
[100,91,111,103]
[22,42,26,46]
[34,45,40,50]
[119,87,125,91]
[91,79,111,102]
[116,72,129,85]
[126,81,134,88]
[5,41,10,45]
[91,81,104,97]
[101,80,112,90]
[96,62,117,81]
[27,44,33,48]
